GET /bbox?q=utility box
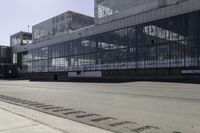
[0,64,17,78]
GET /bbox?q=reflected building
[10,32,32,46]
[94,0,186,24]
[11,0,200,80]
[32,11,94,43]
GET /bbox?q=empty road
[0,80,200,133]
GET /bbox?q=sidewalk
[0,108,64,133]
[0,101,113,133]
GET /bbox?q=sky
[0,0,94,46]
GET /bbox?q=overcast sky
[0,0,94,46]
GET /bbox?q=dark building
[11,0,200,80]
[0,46,17,78]
[0,45,12,63]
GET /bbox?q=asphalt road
[0,80,200,133]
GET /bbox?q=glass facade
[10,32,32,46]
[20,10,200,73]
[95,0,186,24]
[32,11,94,43]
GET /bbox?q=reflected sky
[0,0,94,45]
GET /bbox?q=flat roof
[10,31,32,37]
[0,45,10,47]
[33,10,94,28]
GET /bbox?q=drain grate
[64,111,86,115]
[53,108,73,112]
[0,95,182,133]
[35,105,52,108]
[91,117,116,122]
[76,114,100,118]
[26,103,43,106]
[110,121,135,127]
[44,107,62,110]
[132,126,160,132]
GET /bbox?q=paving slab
[0,108,63,133]
[0,101,113,133]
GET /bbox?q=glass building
[11,0,200,80]
[94,0,185,24]
[10,32,32,46]
[32,11,94,43]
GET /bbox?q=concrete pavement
[0,80,200,132]
[0,100,113,133]
[0,106,64,133]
